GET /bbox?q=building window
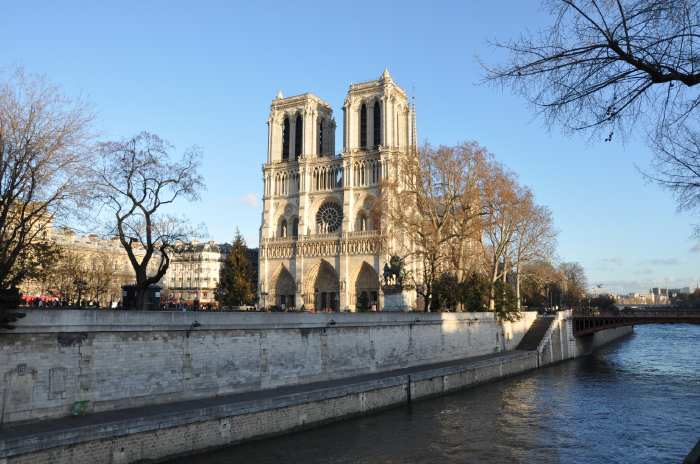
[282,116,290,160]
[295,113,303,159]
[316,201,342,233]
[292,217,299,237]
[373,101,381,148]
[318,119,324,156]
[360,103,367,148]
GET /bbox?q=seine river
[176,324,700,464]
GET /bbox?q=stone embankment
[0,309,631,464]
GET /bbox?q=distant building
[650,287,669,304]
[668,287,690,297]
[20,227,155,307]
[247,247,259,296]
[163,241,227,307]
[617,292,652,305]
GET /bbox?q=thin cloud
[240,193,258,208]
[641,258,680,266]
[690,243,700,253]
[593,257,623,271]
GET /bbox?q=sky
[3,1,698,293]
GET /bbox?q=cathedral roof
[271,92,332,110]
[348,69,406,97]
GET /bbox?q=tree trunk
[489,261,498,310]
[501,258,508,312]
[135,286,147,311]
[515,264,521,310]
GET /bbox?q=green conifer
[216,229,255,307]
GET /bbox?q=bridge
[572,309,700,336]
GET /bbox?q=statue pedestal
[382,286,413,312]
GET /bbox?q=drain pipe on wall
[406,375,412,404]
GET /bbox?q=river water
[176,325,700,464]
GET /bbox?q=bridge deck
[573,310,700,336]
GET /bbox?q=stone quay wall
[0,310,635,464]
[0,310,536,425]
[0,351,540,464]
[534,310,634,366]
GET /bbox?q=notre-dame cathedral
[258,70,417,311]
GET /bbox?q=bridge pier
[528,310,635,367]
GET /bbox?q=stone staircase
[516,316,555,351]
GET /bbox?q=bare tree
[87,252,117,307]
[93,132,203,310]
[381,143,488,311]
[520,260,563,307]
[0,68,92,292]
[509,195,557,309]
[559,261,588,307]
[485,0,700,135]
[650,125,700,210]
[49,246,85,305]
[479,163,523,313]
[484,0,700,208]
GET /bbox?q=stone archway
[272,265,295,309]
[354,262,379,311]
[305,260,339,311]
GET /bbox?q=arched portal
[305,260,339,311]
[354,262,379,311]
[273,266,295,309]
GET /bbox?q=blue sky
[3,1,698,293]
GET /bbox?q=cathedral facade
[258,70,416,311]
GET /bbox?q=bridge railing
[573,308,700,318]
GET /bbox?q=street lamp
[259,292,268,312]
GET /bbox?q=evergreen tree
[460,272,489,313]
[217,229,255,307]
[356,292,370,312]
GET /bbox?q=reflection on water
[172,325,700,464]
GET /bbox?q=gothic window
[318,118,324,156]
[282,117,290,160]
[295,113,303,159]
[280,219,288,238]
[357,212,368,231]
[373,101,381,148]
[316,201,342,233]
[360,103,367,149]
[292,217,299,237]
[336,168,343,188]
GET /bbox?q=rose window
[316,202,342,233]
